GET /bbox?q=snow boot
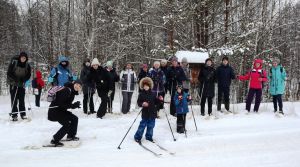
[50,139,64,147]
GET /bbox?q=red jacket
[239,59,268,89]
[36,70,45,89]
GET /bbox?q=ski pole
[190,101,198,131]
[117,109,142,149]
[183,114,187,138]
[162,107,176,141]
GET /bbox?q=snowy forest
[0,0,300,101]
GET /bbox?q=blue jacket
[174,92,190,114]
[48,56,73,86]
[268,65,286,95]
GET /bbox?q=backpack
[7,55,29,84]
[47,86,65,102]
[51,67,72,85]
[32,78,38,88]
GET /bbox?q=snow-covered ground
[0,91,300,167]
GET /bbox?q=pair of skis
[137,141,175,157]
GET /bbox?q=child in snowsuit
[238,59,268,113]
[174,85,191,133]
[48,80,82,146]
[134,77,163,143]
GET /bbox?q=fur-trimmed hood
[139,77,154,90]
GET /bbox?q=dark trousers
[83,92,95,113]
[10,85,26,118]
[201,96,213,115]
[217,86,230,111]
[246,88,262,112]
[177,114,186,132]
[170,89,176,116]
[121,92,133,114]
[35,89,42,107]
[134,119,155,140]
[97,91,108,118]
[53,111,78,141]
[107,90,115,112]
[273,94,283,111]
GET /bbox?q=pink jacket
[239,59,268,89]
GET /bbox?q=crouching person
[174,85,191,134]
[48,80,82,146]
[134,77,163,143]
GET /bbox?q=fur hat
[139,77,154,90]
[91,58,100,66]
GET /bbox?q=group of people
[6,52,287,146]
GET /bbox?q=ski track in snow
[0,94,300,167]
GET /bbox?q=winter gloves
[71,101,81,109]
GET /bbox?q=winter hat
[176,85,183,90]
[170,56,178,62]
[161,59,168,65]
[58,55,69,63]
[91,58,100,66]
[222,56,229,62]
[106,61,113,68]
[181,57,188,63]
[139,77,154,90]
[142,64,148,68]
[272,57,280,64]
[19,52,28,58]
[205,58,213,64]
[153,61,160,66]
[73,79,83,85]
[84,58,90,63]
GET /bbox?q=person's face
[177,88,182,93]
[143,67,148,71]
[20,56,27,63]
[272,61,278,67]
[154,63,160,69]
[255,63,260,68]
[92,64,99,69]
[161,62,166,67]
[74,83,82,92]
[222,60,228,65]
[206,60,212,66]
[172,61,177,67]
[144,85,150,91]
[126,64,132,69]
[85,62,90,67]
[61,61,67,65]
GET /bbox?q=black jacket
[138,69,148,82]
[48,82,78,121]
[198,66,216,97]
[88,66,113,93]
[166,66,187,91]
[106,68,119,91]
[137,90,161,119]
[216,64,235,88]
[80,65,95,94]
[7,55,31,87]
